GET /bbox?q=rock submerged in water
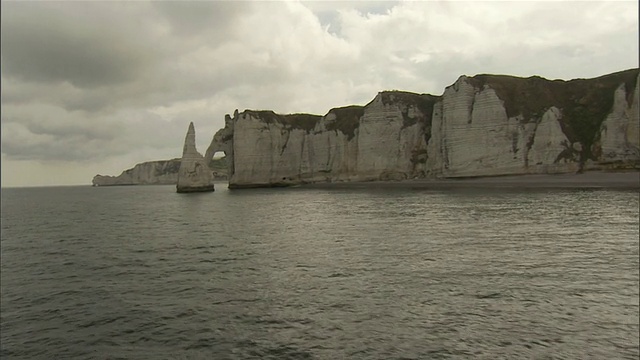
[176,122,215,193]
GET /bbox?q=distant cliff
[198,69,638,188]
[92,158,227,186]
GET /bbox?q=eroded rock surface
[92,159,181,186]
[97,70,638,189]
[176,122,215,193]
[189,69,640,189]
[92,158,227,187]
[597,78,640,164]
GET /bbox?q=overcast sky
[1,0,638,187]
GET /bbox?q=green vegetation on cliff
[244,110,322,132]
[208,156,228,173]
[325,105,365,140]
[467,68,639,162]
[379,91,441,145]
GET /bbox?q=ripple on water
[0,186,638,359]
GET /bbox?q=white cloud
[1,0,637,186]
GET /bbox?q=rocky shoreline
[201,69,639,189]
[303,171,640,190]
[94,69,639,190]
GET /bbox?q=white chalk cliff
[92,158,227,187]
[597,79,640,163]
[184,69,639,188]
[92,159,181,186]
[176,122,215,193]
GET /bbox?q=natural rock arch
[204,112,236,185]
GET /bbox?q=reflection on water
[1,185,638,359]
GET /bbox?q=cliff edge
[92,159,181,186]
[92,158,227,187]
[190,69,638,189]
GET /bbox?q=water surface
[1,184,638,359]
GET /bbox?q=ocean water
[1,183,638,359]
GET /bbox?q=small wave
[78,315,127,328]
[245,343,314,360]
[474,292,503,299]
[327,272,350,278]
[212,298,261,305]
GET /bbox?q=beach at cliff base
[304,171,640,190]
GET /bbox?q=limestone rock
[171,68,640,189]
[176,122,215,193]
[527,107,578,173]
[92,158,227,187]
[202,91,438,188]
[597,73,640,165]
[96,69,638,189]
[429,76,529,177]
[199,69,638,188]
[92,159,181,186]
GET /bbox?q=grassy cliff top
[242,91,441,140]
[243,110,322,132]
[208,156,228,172]
[466,68,639,161]
[378,91,441,130]
[238,69,638,162]
[466,68,638,119]
[378,91,440,107]
[118,158,181,176]
[325,105,365,140]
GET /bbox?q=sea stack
[176,122,215,193]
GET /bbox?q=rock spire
[176,122,215,193]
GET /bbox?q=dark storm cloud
[0,2,156,89]
[51,55,294,113]
[2,137,107,162]
[0,1,277,114]
[0,0,637,187]
[1,105,184,162]
[21,118,118,141]
[1,121,122,162]
[151,1,246,37]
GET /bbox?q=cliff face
[92,158,227,186]
[93,158,227,188]
[435,69,640,176]
[92,159,181,186]
[204,92,439,188]
[193,69,640,188]
[597,79,640,165]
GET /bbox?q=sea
[1,183,638,359]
